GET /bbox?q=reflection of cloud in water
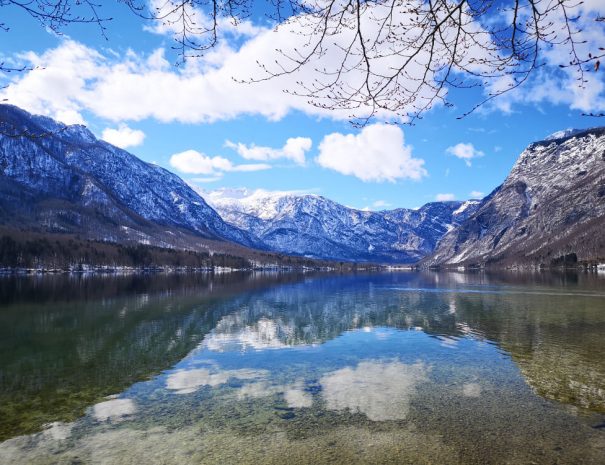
[448,297,457,315]
[320,360,429,421]
[42,422,73,441]
[93,398,136,421]
[203,317,295,352]
[438,336,459,349]
[284,381,313,408]
[167,368,268,394]
[462,383,482,398]
[237,381,279,399]
[237,380,313,408]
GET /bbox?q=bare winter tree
[0,0,604,123]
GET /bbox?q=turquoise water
[0,271,604,464]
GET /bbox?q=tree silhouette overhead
[0,0,603,123]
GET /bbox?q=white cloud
[361,200,392,211]
[446,143,484,167]
[372,200,390,208]
[144,0,262,40]
[0,0,454,126]
[225,137,312,165]
[190,176,224,183]
[169,149,271,176]
[1,1,602,128]
[0,33,366,125]
[170,150,232,175]
[480,4,605,115]
[469,190,484,198]
[316,124,427,182]
[102,124,146,148]
[55,109,86,125]
[232,164,272,172]
[436,193,456,201]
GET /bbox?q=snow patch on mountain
[423,126,605,267]
[544,128,584,141]
[204,188,480,263]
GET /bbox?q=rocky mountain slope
[0,105,255,249]
[423,128,605,267]
[205,188,480,263]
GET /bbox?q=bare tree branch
[0,0,603,123]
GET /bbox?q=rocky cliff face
[423,128,605,267]
[0,105,254,248]
[205,188,480,263]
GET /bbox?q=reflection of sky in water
[321,360,429,421]
[2,273,605,464]
[120,326,503,425]
[166,368,268,394]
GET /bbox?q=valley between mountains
[1,104,604,270]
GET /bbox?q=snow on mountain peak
[205,188,321,220]
[544,128,583,141]
[452,200,481,216]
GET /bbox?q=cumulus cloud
[316,124,427,182]
[169,149,271,176]
[101,124,146,148]
[436,193,456,201]
[1,1,601,130]
[0,28,386,125]
[0,0,481,126]
[446,143,484,167]
[469,190,484,198]
[225,137,312,165]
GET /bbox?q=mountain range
[1,104,603,267]
[204,188,479,263]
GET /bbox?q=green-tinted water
[0,271,604,464]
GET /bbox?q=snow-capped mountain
[0,105,255,248]
[205,188,480,263]
[423,127,605,267]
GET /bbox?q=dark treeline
[0,234,247,269]
[0,232,372,271]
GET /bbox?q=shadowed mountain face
[0,105,256,249]
[423,128,605,267]
[0,104,483,264]
[205,188,480,263]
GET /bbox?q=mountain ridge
[422,126,605,267]
[0,104,257,250]
[205,188,481,263]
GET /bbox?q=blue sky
[1,1,604,210]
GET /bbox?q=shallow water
[0,271,604,464]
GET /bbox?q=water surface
[1,271,604,464]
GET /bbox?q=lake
[0,271,604,464]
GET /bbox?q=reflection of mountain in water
[1,270,604,442]
[0,272,312,439]
[203,272,605,413]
